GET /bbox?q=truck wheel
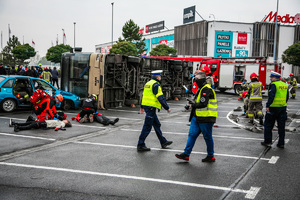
[62,100,72,111]
[234,84,242,94]
[173,89,182,95]
[1,99,17,112]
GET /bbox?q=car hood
[57,90,78,97]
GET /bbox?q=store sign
[264,11,300,24]
[214,31,251,57]
[138,28,144,35]
[183,6,195,24]
[145,21,164,33]
[159,40,168,45]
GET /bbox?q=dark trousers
[95,114,113,125]
[264,107,287,145]
[137,107,167,147]
[52,78,59,89]
[15,121,47,130]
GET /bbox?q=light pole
[62,29,65,45]
[111,2,114,47]
[273,0,279,63]
[74,22,76,48]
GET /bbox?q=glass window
[33,79,55,94]
[2,79,14,88]
[211,64,217,74]
[0,77,5,84]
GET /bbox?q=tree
[46,44,72,63]
[112,19,147,56]
[1,35,21,66]
[282,42,300,66]
[12,44,36,63]
[149,44,177,56]
[109,41,138,56]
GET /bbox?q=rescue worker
[201,66,214,89]
[289,73,297,99]
[248,73,264,125]
[242,91,249,116]
[175,71,217,162]
[47,94,64,120]
[261,71,289,148]
[41,67,52,83]
[78,94,98,123]
[137,70,172,151]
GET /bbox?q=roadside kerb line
[0,161,260,199]
[120,129,263,141]
[75,141,277,164]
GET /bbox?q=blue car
[0,75,81,112]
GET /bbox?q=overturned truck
[61,52,193,109]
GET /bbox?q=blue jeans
[264,107,287,145]
[184,117,214,156]
[137,107,167,147]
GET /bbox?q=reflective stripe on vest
[250,82,262,100]
[141,79,163,109]
[270,81,288,107]
[195,84,218,117]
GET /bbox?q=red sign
[159,40,168,45]
[264,11,300,24]
[138,28,144,35]
[145,25,149,33]
[237,33,247,45]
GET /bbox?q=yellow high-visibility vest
[141,79,163,109]
[195,84,218,117]
[270,81,288,107]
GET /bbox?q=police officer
[248,73,264,125]
[137,70,172,151]
[289,73,297,99]
[175,71,217,162]
[261,71,289,148]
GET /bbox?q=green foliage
[149,44,177,56]
[109,41,138,56]
[46,44,72,63]
[112,19,147,56]
[1,35,21,66]
[12,44,36,63]
[282,42,300,66]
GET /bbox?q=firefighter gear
[289,74,297,99]
[248,78,263,124]
[201,66,214,88]
[41,70,52,83]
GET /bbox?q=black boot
[110,118,119,125]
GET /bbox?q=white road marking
[0,161,260,199]
[75,141,274,163]
[120,129,263,141]
[268,156,280,164]
[0,132,55,141]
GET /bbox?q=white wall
[207,21,253,57]
[278,26,295,78]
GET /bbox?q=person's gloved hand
[185,89,189,93]
[53,117,59,120]
[190,74,195,78]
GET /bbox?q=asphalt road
[0,89,299,200]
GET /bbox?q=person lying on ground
[72,112,119,126]
[9,119,72,132]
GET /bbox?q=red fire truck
[198,57,281,94]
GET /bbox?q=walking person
[41,67,52,83]
[51,67,60,89]
[175,71,217,162]
[137,70,172,151]
[261,71,289,148]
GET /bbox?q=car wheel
[62,100,72,111]
[1,99,17,112]
[234,84,242,94]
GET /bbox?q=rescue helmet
[201,66,211,75]
[91,94,97,100]
[250,72,258,79]
[44,66,48,70]
[39,63,42,66]
[290,73,294,77]
[242,91,248,98]
[55,94,63,103]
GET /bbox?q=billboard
[183,6,196,24]
[145,21,165,33]
[214,31,251,57]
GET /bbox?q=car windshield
[33,79,56,95]
[0,77,5,84]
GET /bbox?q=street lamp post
[111,2,114,47]
[74,22,76,48]
[273,0,279,63]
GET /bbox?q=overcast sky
[0,0,299,57]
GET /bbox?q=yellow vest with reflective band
[249,82,262,100]
[141,79,163,109]
[195,84,218,117]
[270,81,288,107]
